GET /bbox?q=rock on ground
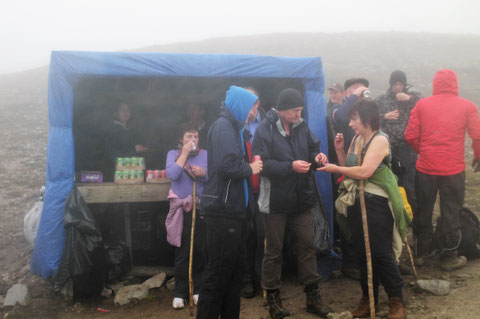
[166,277,175,291]
[3,284,31,306]
[142,272,167,290]
[114,284,149,306]
[415,279,450,296]
[327,311,353,319]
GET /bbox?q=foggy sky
[1,0,479,74]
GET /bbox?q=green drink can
[131,157,138,167]
[122,171,129,179]
[124,158,131,167]
[129,170,136,179]
[137,170,144,180]
[138,157,145,167]
[116,157,123,167]
[115,171,122,180]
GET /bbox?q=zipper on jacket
[224,179,232,203]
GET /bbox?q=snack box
[80,171,103,183]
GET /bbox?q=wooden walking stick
[357,137,376,319]
[405,241,419,281]
[189,180,197,316]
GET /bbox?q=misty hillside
[1,32,480,118]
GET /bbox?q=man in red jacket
[405,69,480,271]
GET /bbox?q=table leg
[123,203,133,266]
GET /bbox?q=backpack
[457,207,480,259]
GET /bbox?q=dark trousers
[174,213,206,299]
[196,216,246,319]
[413,170,465,257]
[348,194,403,301]
[261,210,321,290]
[242,199,264,286]
[392,144,418,215]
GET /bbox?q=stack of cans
[114,157,146,183]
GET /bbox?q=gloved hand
[473,159,480,173]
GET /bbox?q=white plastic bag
[24,187,45,247]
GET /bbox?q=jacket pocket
[201,178,232,213]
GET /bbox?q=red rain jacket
[405,69,480,175]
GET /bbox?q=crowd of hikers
[111,69,480,319]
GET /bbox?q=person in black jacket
[104,102,148,180]
[197,86,262,319]
[252,88,332,319]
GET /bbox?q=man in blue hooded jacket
[197,86,263,319]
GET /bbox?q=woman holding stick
[165,122,208,310]
[318,100,409,319]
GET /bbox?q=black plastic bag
[52,187,106,298]
[311,177,331,256]
[104,240,131,283]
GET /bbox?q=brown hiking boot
[351,296,378,318]
[387,297,406,319]
[266,291,290,319]
[440,251,467,272]
[306,290,333,318]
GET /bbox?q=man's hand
[250,160,263,175]
[396,92,411,102]
[385,109,400,120]
[292,160,311,173]
[191,165,206,177]
[315,153,328,166]
[352,86,368,97]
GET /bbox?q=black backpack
[458,207,480,259]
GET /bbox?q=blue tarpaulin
[31,51,333,279]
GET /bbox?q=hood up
[225,86,258,124]
[432,69,458,96]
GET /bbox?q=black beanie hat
[276,88,304,111]
[344,78,369,90]
[389,70,407,86]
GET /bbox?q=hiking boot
[241,282,257,299]
[351,296,378,318]
[266,291,290,319]
[306,290,333,318]
[440,251,467,272]
[387,297,406,319]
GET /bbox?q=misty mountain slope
[138,32,480,100]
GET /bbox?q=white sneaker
[193,294,199,305]
[172,297,185,309]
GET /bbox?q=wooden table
[76,181,174,276]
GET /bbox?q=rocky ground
[1,85,480,318]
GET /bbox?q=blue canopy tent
[31,51,333,279]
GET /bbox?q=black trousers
[413,170,465,257]
[242,199,264,287]
[196,216,246,319]
[348,194,403,301]
[174,212,206,299]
